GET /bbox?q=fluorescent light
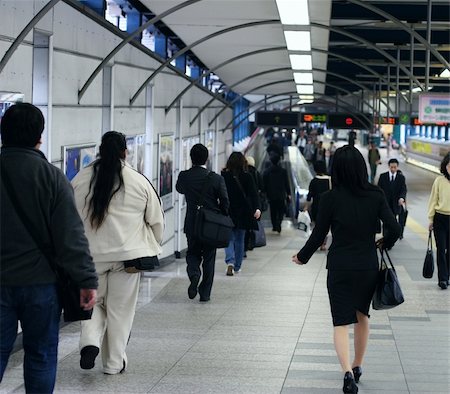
[289,54,312,70]
[296,85,314,94]
[299,95,314,100]
[276,0,309,25]
[299,99,314,104]
[294,72,313,84]
[284,31,311,51]
[439,69,450,78]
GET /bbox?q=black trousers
[186,234,217,299]
[433,213,450,283]
[269,199,285,232]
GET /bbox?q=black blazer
[297,187,401,271]
[377,172,407,215]
[176,166,229,235]
[221,170,260,230]
[263,164,290,201]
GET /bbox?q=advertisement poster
[126,136,136,169]
[419,94,450,124]
[158,134,174,210]
[135,134,145,174]
[203,130,215,171]
[182,136,200,171]
[63,144,96,181]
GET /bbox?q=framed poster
[62,143,96,181]
[158,134,174,210]
[126,135,136,169]
[135,134,145,174]
[203,130,215,171]
[182,135,200,171]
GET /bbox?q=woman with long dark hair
[428,153,450,289]
[222,152,261,276]
[72,131,164,375]
[292,145,400,393]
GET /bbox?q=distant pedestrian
[313,141,326,163]
[303,138,316,165]
[0,103,98,392]
[296,130,307,154]
[222,152,261,275]
[427,153,450,290]
[293,145,400,394]
[176,144,229,301]
[367,142,381,183]
[327,141,337,174]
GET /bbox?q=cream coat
[72,162,164,262]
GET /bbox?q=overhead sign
[375,116,398,125]
[419,93,450,123]
[327,113,368,130]
[301,113,327,123]
[410,116,448,126]
[255,111,299,127]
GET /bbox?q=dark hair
[388,158,399,165]
[270,153,281,165]
[0,103,44,147]
[87,131,126,229]
[190,143,208,165]
[226,151,247,175]
[441,152,450,180]
[331,145,378,194]
[313,160,327,175]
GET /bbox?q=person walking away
[263,154,291,233]
[176,144,229,300]
[72,131,164,374]
[292,145,400,393]
[221,152,261,275]
[0,103,98,392]
[304,161,331,250]
[377,158,407,239]
[367,142,381,183]
[427,153,450,290]
[313,141,326,164]
[296,130,307,154]
[327,141,337,174]
[266,133,283,161]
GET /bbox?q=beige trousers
[79,261,140,374]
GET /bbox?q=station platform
[1,148,449,394]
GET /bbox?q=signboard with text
[255,111,299,127]
[301,113,327,123]
[419,93,450,123]
[327,113,369,130]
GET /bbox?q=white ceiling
[140,0,332,104]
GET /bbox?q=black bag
[123,256,159,273]
[399,205,408,228]
[422,230,434,279]
[194,173,234,248]
[372,249,405,310]
[253,221,266,248]
[259,192,268,212]
[1,164,92,322]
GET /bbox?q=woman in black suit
[222,152,261,276]
[292,146,400,393]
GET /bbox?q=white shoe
[234,269,242,273]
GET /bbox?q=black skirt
[327,269,379,326]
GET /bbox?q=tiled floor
[2,149,449,393]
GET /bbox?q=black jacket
[298,187,401,270]
[221,170,260,230]
[263,164,291,201]
[0,147,98,288]
[377,171,407,215]
[176,166,229,235]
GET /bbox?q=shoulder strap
[0,160,56,272]
[233,174,247,199]
[196,171,213,207]
[427,230,433,250]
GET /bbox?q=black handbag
[422,230,434,279]
[194,173,234,248]
[372,249,405,310]
[1,165,92,322]
[123,256,159,273]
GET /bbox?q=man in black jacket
[176,144,229,302]
[263,154,291,233]
[378,158,407,238]
[0,103,98,392]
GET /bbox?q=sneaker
[234,268,242,274]
[226,265,234,276]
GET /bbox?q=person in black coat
[292,145,400,394]
[263,154,291,233]
[176,144,229,302]
[221,152,261,276]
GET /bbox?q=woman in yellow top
[428,153,450,290]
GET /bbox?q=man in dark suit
[378,158,407,239]
[263,154,291,233]
[176,144,229,302]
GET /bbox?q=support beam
[425,0,433,90]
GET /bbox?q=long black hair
[331,145,379,194]
[226,151,247,175]
[440,152,450,180]
[87,131,126,229]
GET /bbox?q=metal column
[425,0,432,91]
[174,99,183,258]
[409,26,414,114]
[387,65,391,118]
[144,84,154,179]
[396,47,400,114]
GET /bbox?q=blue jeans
[0,283,61,393]
[225,229,246,271]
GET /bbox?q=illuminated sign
[327,113,369,129]
[301,113,327,123]
[375,116,398,125]
[255,111,299,127]
[410,116,448,126]
[419,93,450,123]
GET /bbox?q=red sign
[345,117,353,126]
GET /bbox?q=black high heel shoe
[352,366,362,383]
[343,371,358,393]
